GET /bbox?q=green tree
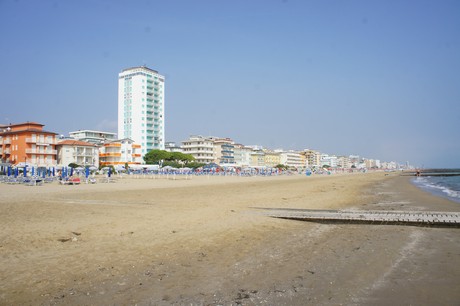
[68,163,79,168]
[169,152,195,164]
[143,150,171,164]
[275,164,288,170]
[143,150,195,166]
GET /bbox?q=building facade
[118,66,165,155]
[181,135,214,164]
[69,130,117,144]
[279,150,304,169]
[250,149,265,167]
[264,150,281,167]
[99,139,142,166]
[303,149,321,168]
[213,138,235,165]
[0,122,58,166]
[233,144,252,167]
[164,142,183,153]
[57,140,99,167]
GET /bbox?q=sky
[1,0,459,168]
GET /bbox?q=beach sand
[1,173,459,305]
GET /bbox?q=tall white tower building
[118,66,165,155]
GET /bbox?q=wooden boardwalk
[257,208,460,227]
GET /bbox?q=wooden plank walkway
[256,208,460,227]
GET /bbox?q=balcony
[3,139,11,144]
[99,152,122,157]
[25,138,56,145]
[25,149,57,154]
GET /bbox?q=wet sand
[0,173,459,305]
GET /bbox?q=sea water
[412,171,460,203]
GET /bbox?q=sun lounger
[60,177,81,185]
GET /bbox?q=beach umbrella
[108,168,112,177]
[24,166,27,177]
[31,167,35,176]
[52,167,55,177]
[14,167,18,178]
[85,167,90,179]
[7,166,11,176]
[70,167,74,176]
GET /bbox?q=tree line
[143,150,205,169]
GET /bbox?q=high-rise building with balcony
[118,66,165,156]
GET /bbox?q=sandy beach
[1,172,459,305]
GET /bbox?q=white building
[164,142,183,153]
[320,154,338,168]
[278,150,305,169]
[99,138,143,167]
[57,140,99,167]
[182,135,215,164]
[118,66,165,155]
[233,144,252,167]
[69,130,117,144]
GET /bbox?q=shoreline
[1,173,459,305]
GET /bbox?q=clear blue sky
[1,0,459,168]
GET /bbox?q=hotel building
[56,140,99,167]
[98,139,142,167]
[118,66,165,156]
[69,130,117,144]
[213,138,235,165]
[0,122,58,166]
[182,135,215,164]
[278,150,305,169]
[233,144,252,167]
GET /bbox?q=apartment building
[118,66,165,154]
[57,140,99,167]
[233,144,252,167]
[181,135,214,164]
[250,149,265,167]
[99,139,142,166]
[320,154,338,168]
[164,142,183,153]
[213,138,235,165]
[337,155,351,169]
[69,130,117,144]
[263,150,281,167]
[303,149,321,168]
[0,122,58,166]
[279,150,304,169]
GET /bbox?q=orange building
[0,122,58,166]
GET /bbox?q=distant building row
[0,122,142,168]
[0,122,401,170]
